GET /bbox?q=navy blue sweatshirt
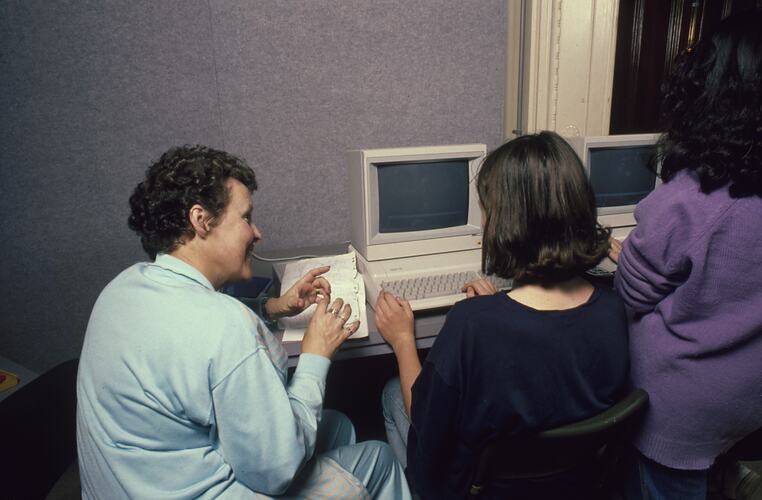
[406,286,629,499]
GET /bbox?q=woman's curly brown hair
[128,145,258,259]
[658,10,762,197]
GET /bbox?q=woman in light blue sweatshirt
[77,145,411,499]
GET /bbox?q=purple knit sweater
[614,171,762,470]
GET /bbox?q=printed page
[279,251,368,342]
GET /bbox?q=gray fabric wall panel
[0,0,505,372]
[1,0,226,371]
[210,0,506,249]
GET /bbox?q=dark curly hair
[658,10,762,197]
[478,131,611,283]
[128,145,258,259]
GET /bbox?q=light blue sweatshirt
[77,254,329,498]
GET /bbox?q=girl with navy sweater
[376,131,630,499]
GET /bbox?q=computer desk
[253,244,449,368]
[256,244,615,368]
[277,306,446,368]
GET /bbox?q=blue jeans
[620,447,708,500]
[381,377,411,468]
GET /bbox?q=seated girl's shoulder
[442,294,510,334]
[585,286,628,328]
[595,285,622,303]
[450,292,507,316]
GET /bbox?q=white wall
[507,0,619,138]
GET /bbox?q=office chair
[0,358,80,500]
[468,388,649,499]
[709,426,762,499]
[727,427,762,461]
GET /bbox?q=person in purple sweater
[612,11,762,500]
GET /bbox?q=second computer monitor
[348,144,486,262]
[567,133,661,232]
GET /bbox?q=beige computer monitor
[567,133,661,234]
[348,144,487,262]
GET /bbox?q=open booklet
[278,251,368,342]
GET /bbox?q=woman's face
[204,178,262,287]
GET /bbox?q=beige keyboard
[379,271,512,310]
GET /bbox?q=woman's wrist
[391,332,416,354]
[264,297,282,319]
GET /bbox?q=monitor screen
[377,160,470,233]
[589,145,657,208]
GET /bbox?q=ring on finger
[326,308,335,315]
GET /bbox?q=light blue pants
[381,377,411,469]
[316,409,412,500]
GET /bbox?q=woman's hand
[462,278,497,298]
[301,296,360,359]
[375,291,415,352]
[376,291,420,416]
[266,266,331,319]
[608,237,623,264]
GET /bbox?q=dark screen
[589,145,657,207]
[377,160,469,233]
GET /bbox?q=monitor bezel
[568,133,661,229]
[368,155,481,245]
[349,144,486,262]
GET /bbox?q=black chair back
[468,388,649,499]
[726,427,762,461]
[0,358,79,500]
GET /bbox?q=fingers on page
[315,277,331,295]
[307,266,331,278]
[345,321,360,334]
[317,294,331,310]
[341,303,352,318]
